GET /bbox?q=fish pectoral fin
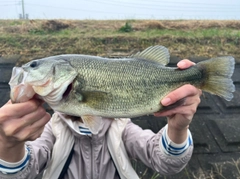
[130,45,170,65]
[82,91,109,104]
[81,115,103,134]
[74,93,84,102]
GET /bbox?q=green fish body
[9,45,235,133]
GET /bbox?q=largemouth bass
[9,45,235,133]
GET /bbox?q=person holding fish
[0,45,235,179]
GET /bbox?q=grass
[0,19,239,65]
[131,158,240,179]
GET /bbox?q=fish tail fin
[197,56,235,101]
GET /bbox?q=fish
[9,45,235,134]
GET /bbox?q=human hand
[154,59,202,143]
[0,99,50,161]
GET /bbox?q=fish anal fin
[131,45,170,65]
[81,115,103,134]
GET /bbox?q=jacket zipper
[90,137,94,179]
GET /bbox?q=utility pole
[21,0,25,19]
[19,0,28,19]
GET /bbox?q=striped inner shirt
[0,146,30,174]
[79,126,92,136]
[161,124,192,156]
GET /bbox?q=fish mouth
[10,83,36,103]
[40,80,74,106]
[9,67,36,103]
[62,83,73,99]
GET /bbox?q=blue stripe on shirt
[0,146,30,175]
[161,127,192,156]
[79,126,92,135]
[161,138,189,156]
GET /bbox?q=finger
[28,127,45,141]
[161,84,200,106]
[28,112,51,130]
[177,59,196,69]
[19,106,48,127]
[155,94,201,117]
[12,112,50,141]
[6,100,11,105]
[17,125,45,142]
[0,99,42,122]
[155,103,196,117]
[23,113,50,140]
[3,107,48,136]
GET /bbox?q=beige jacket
[0,117,193,179]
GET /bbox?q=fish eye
[30,61,38,68]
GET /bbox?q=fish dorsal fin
[131,45,170,65]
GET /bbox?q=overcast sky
[1,0,240,20]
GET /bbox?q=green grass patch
[119,22,133,32]
[0,19,239,64]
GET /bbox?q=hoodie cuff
[160,124,192,156]
[0,145,30,175]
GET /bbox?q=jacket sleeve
[122,120,193,175]
[0,121,55,179]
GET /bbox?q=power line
[24,3,155,17]
[67,0,240,7]
[3,0,240,8]
[0,1,18,2]
[25,1,240,13]
[84,0,240,11]
[90,0,240,7]
[0,3,19,6]
[130,0,240,7]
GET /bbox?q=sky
[1,0,240,20]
